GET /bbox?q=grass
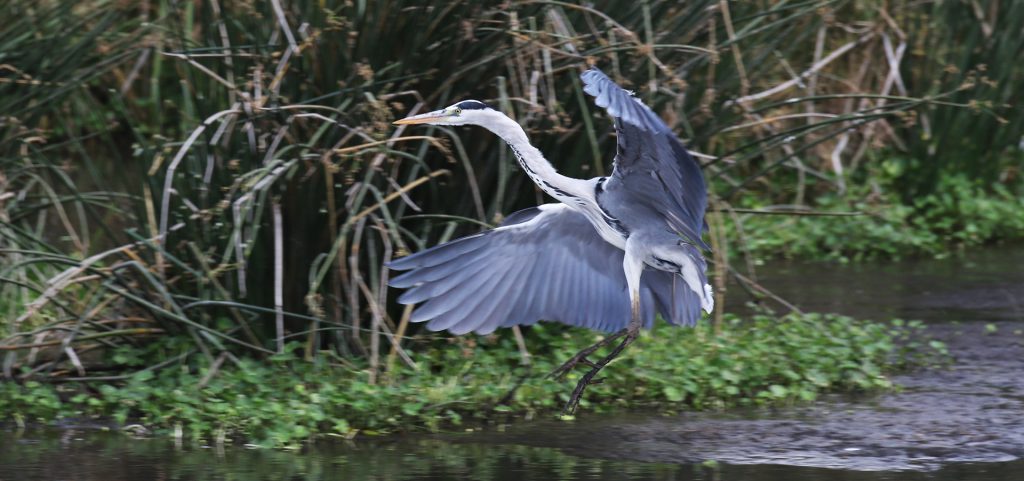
[0,313,947,448]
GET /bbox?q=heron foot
[560,326,640,416]
[548,328,628,381]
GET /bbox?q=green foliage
[895,0,1024,198]
[0,313,946,447]
[726,172,1024,262]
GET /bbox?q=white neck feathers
[481,113,589,202]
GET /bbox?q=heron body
[390,68,712,410]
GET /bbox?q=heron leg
[548,328,628,380]
[561,300,642,415]
[559,241,646,415]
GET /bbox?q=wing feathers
[581,67,709,250]
[386,233,488,270]
[423,259,513,329]
[581,69,668,134]
[396,259,490,304]
[388,204,705,334]
[448,257,532,335]
[389,248,490,288]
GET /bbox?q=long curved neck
[483,115,590,202]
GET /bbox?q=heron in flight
[389,68,713,413]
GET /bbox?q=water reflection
[2,429,1023,481]
[727,245,1024,322]
[0,430,699,481]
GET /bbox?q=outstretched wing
[581,68,709,250]
[387,204,703,335]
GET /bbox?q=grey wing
[387,204,701,335]
[581,68,709,250]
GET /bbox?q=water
[728,245,1024,322]
[2,246,1023,480]
[3,430,1023,480]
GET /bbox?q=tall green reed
[892,0,1023,199]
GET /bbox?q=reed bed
[0,0,1019,381]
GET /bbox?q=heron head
[393,100,500,127]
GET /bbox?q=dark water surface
[729,244,1024,322]
[2,246,1023,481]
[2,430,1023,481]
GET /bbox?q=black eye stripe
[454,100,494,110]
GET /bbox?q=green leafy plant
[723,171,1024,262]
[0,313,946,447]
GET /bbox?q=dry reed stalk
[706,197,728,333]
[732,32,877,105]
[273,199,284,354]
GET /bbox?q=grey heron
[389,68,713,413]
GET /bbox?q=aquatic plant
[0,313,945,447]
[727,172,1024,262]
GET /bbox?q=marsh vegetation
[0,0,1020,445]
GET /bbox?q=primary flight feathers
[581,68,670,134]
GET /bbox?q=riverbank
[482,319,1024,472]
[0,313,942,448]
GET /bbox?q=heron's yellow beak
[393,111,448,125]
